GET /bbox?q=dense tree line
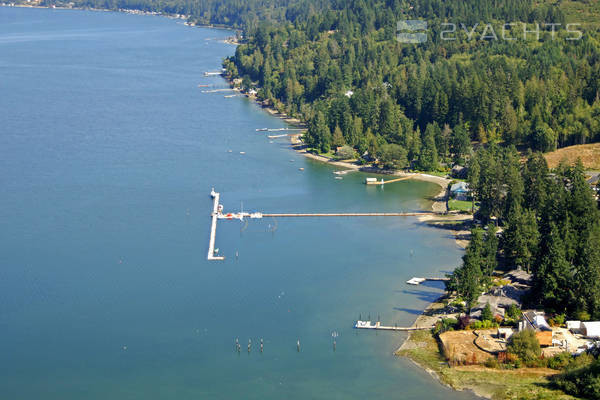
[448,147,600,320]
[224,0,600,166]
[59,0,600,168]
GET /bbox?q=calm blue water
[0,7,477,399]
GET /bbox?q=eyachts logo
[397,21,583,43]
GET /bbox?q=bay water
[0,7,478,399]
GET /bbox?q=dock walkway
[263,212,437,217]
[207,189,225,261]
[406,277,450,285]
[365,176,412,185]
[355,320,432,331]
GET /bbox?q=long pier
[262,212,436,217]
[207,189,225,261]
[206,190,443,260]
[355,321,432,331]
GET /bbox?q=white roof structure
[582,322,600,338]
[450,181,469,193]
[567,321,582,331]
[534,315,551,330]
[520,310,551,332]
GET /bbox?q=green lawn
[413,170,450,177]
[448,199,474,212]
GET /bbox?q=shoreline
[2,4,241,37]
[240,96,452,213]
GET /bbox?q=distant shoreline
[1,4,240,38]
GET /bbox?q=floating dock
[201,88,235,93]
[406,277,450,285]
[354,320,432,331]
[207,189,225,261]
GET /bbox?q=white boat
[355,320,375,328]
[406,277,426,285]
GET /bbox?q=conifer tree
[332,125,345,148]
[418,123,438,171]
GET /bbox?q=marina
[207,190,442,260]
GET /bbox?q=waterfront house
[469,285,523,319]
[451,165,468,179]
[450,181,470,201]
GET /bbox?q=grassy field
[396,330,579,400]
[448,199,474,212]
[544,143,600,170]
[413,170,450,178]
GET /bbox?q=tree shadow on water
[396,289,442,303]
[393,307,423,315]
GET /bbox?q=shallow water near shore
[0,7,478,399]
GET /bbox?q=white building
[566,320,582,332]
[582,322,600,338]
